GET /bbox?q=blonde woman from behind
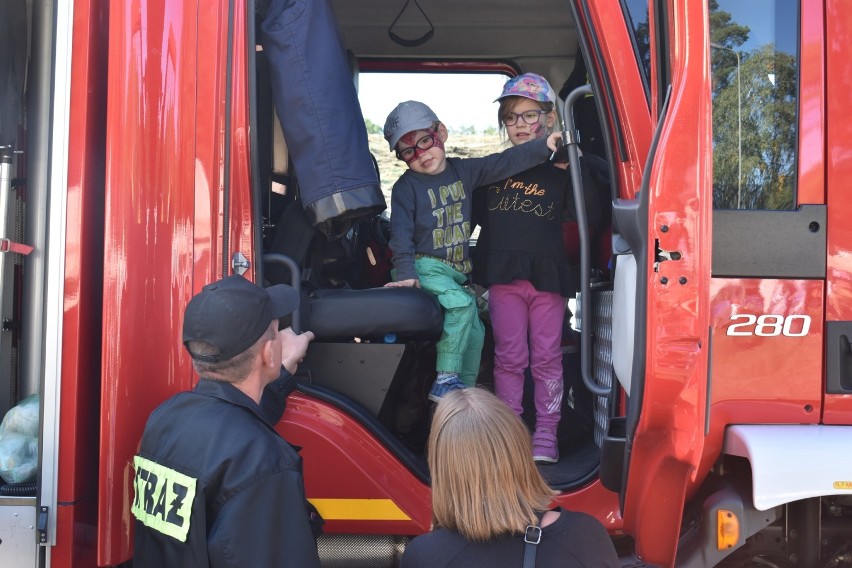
[400,388,619,567]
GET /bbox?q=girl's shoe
[532,429,559,463]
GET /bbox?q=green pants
[415,257,484,387]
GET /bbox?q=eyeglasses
[502,110,548,126]
[396,130,438,163]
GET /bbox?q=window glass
[710,0,798,210]
[358,72,507,200]
[622,0,651,88]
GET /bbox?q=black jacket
[400,508,619,568]
[132,374,321,567]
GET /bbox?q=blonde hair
[428,388,557,541]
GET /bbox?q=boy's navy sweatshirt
[388,137,551,281]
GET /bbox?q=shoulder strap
[523,522,542,568]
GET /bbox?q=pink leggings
[489,280,564,432]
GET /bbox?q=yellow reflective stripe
[309,498,410,521]
[132,456,197,542]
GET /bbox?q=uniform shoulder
[146,391,284,457]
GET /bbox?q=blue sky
[717,0,797,55]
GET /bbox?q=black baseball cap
[182,275,300,363]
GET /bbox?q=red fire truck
[1,0,851,566]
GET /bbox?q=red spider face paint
[396,128,444,163]
[398,130,421,147]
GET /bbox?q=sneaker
[428,373,465,402]
[532,429,559,464]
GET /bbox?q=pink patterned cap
[496,73,557,104]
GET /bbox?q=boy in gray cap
[383,100,562,401]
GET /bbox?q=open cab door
[623,2,713,562]
[586,1,713,565]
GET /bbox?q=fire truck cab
[1,0,852,566]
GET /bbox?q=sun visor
[260,0,385,236]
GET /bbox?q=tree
[710,0,796,210]
[712,44,796,210]
[709,0,750,91]
[364,118,383,135]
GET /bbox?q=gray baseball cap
[383,101,440,151]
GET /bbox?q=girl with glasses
[472,73,602,463]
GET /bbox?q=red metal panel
[52,1,109,566]
[553,480,623,533]
[193,0,228,275]
[97,0,254,561]
[824,0,852,422]
[283,394,622,536]
[705,279,824,465]
[619,1,714,565]
[709,279,824,417]
[280,394,433,535]
[52,500,98,568]
[796,0,825,206]
[225,1,256,263]
[581,0,653,198]
[98,0,203,563]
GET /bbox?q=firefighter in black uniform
[132,275,322,567]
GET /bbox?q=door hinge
[37,506,48,544]
[231,252,251,275]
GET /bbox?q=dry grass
[369,133,506,208]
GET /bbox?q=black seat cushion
[306,287,442,342]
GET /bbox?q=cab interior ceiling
[329,0,580,86]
